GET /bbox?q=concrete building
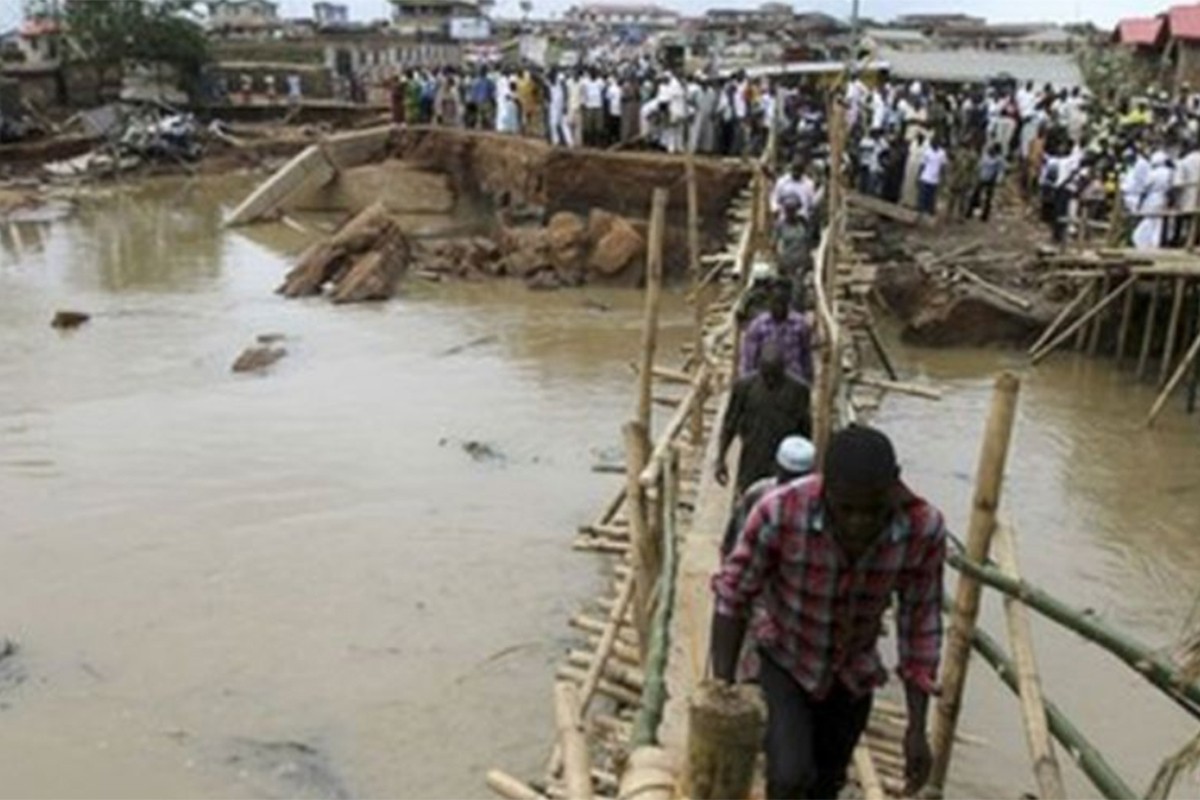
[390,0,481,38]
[564,3,680,29]
[207,0,283,38]
[313,2,350,27]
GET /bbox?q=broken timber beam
[846,190,922,225]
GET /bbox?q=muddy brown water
[2,175,1199,798]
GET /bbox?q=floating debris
[51,310,90,330]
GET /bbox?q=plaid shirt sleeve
[895,507,947,694]
[712,491,782,618]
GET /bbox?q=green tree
[66,0,210,94]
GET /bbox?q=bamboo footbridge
[485,116,1200,800]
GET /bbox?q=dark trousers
[760,653,873,800]
[917,181,938,215]
[968,179,997,221]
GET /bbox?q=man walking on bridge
[716,342,811,493]
[711,425,946,800]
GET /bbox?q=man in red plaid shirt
[711,425,946,800]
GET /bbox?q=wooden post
[994,523,1067,800]
[686,680,765,800]
[1115,275,1137,364]
[690,377,708,447]
[1147,326,1200,427]
[1028,279,1095,356]
[929,371,1022,791]
[1031,277,1137,365]
[1138,277,1163,381]
[1074,280,1094,352]
[1160,277,1187,387]
[686,152,700,284]
[579,576,637,708]
[1088,274,1110,356]
[622,421,655,657]
[553,681,595,800]
[637,188,669,430]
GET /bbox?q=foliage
[66,0,210,87]
[1076,42,1161,106]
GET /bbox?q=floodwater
[1,174,1198,799]
[875,341,1200,798]
[0,174,691,798]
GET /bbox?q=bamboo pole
[853,746,887,800]
[622,420,655,658]
[1028,279,1096,356]
[686,152,700,284]
[1088,274,1110,356]
[863,320,899,381]
[956,265,1034,311]
[636,188,669,431]
[640,367,710,488]
[554,681,595,800]
[486,770,550,800]
[1159,277,1188,387]
[945,553,1200,719]
[631,448,679,747]
[557,665,642,708]
[1115,275,1137,364]
[964,619,1137,799]
[993,523,1067,800]
[929,371,1022,791]
[1138,277,1163,380]
[580,576,638,706]
[1074,280,1094,351]
[1031,277,1137,364]
[1147,327,1200,427]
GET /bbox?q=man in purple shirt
[740,282,814,385]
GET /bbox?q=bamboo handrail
[639,367,712,489]
[963,616,1138,800]
[946,551,1200,719]
[1031,276,1138,364]
[994,523,1067,800]
[631,448,680,747]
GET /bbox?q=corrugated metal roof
[876,47,1083,88]
[864,27,929,44]
[1168,3,1200,41]
[1115,16,1165,46]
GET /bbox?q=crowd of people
[840,75,1200,251]
[387,64,824,157]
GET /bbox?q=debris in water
[0,638,26,696]
[461,440,504,463]
[256,332,287,345]
[51,310,90,329]
[223,738,352,800]
[438,334,498,357]
[582,298,612,313]
[232,344,287,374]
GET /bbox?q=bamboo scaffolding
[1031,277,1137,364]
[686,153,700,283]
[580,576,638,707]
[955,265,1034,310]
[993,523,1066,800]
[1147,327,1200,427]
[1088,274,1110,356]
[964,620,1137,800]
[631,448,679,747]
[622,421,655,659]
[1160,277,1189,387]
[1138,277,1164,380]
[553,681,595,800]
[556,665,642,707]
[636,188,668,430]
[1115,276,1137,364]
[945,553,1200,719]
[639,368,711,489]
[1028,279,1096,355]
[930,372,1022,790]
[863,320,899,381]
[853,746,886,800]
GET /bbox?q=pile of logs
[277,202,410,303]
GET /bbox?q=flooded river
[2,175,1198,798]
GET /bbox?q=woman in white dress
[1132,153,1173,251]
[901,133,927,209]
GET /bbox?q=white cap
[749,260,776,284]
[776,436,816,475]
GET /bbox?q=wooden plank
[846,190,922,225]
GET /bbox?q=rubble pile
[277,202,411,303]
[412,210,646,290]
[858,212,1055,348]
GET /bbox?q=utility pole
[849,0,861,64]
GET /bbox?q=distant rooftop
[877,46,1083,88]
[1114,15,1165,46]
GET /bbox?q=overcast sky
[0,0,1172,35]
